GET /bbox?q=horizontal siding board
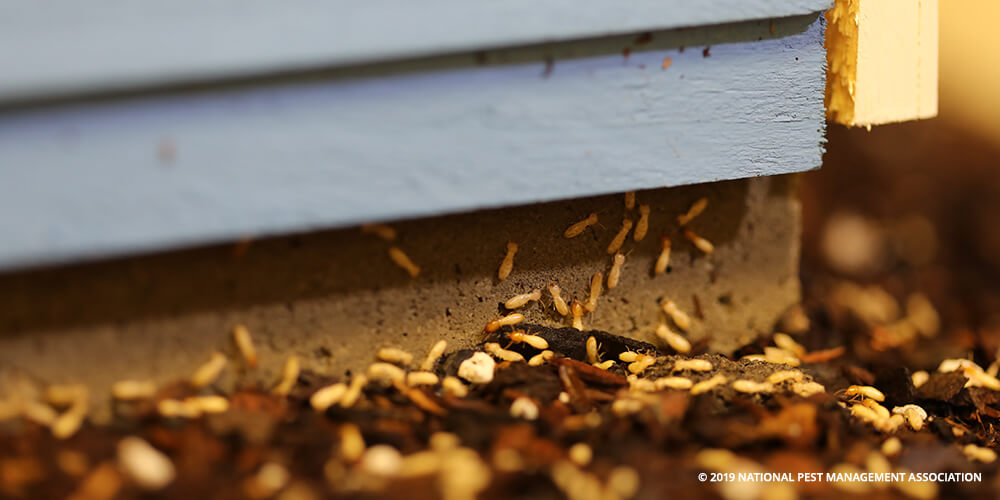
[0,15,826,271]
[0,0,832,101]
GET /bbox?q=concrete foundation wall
[0,175,800,405]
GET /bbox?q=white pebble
[510,397,539,420]
[458,352,496,384]
[117,437,176,491]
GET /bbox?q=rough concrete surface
[0,175,801,408]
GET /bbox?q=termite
[368,362,406,385]
[607,253,626,290]
[593,360,615,370]
[892,404,927,431]
[406,371,439,387]
[677,197,708,225]
[484,342,525,362]
[761,347,801,367]
[672,359,713,372]
[963,444,997,464]
[584,272,603,312]
[377,347,414,367]
[508,331,549,350]
[485,313,525,332]
[624,191,636,210]
[731,380,776,394]
[683,228,714,254]
[528,350,554,366]
[766,370,804,385]
[232,324,258,368]
[911,370,929,388]
[339,375,368,408]
[607,219,634,254]
[861,399,891,419]
[421,340,447,371]
[191,352,228,389]
[186,395,228,414]
[505,289,542,309]
[654,237,672,275]
[571,300,584,330]
[849,403,881,425]
[611,398,644,416]
[549,283,570,316]
[654,377,693,390]
[498,242,518,280]
[388,247,420,277]
[690,374,727,395]
[792,381,825,397]
[586,336,599,364]
[272,355,300,396]
[361,224,397,241]
[633,205,650,241]
[442,376,469,397]
[628,355,656,375]
[841,385,886,402]
[564,213,598,238]
[881,437,902,457]
[629,376,656,392]
[661,300,691,331]
[311,383,348,411]
[772,333,806,357]
[340,424,366,462]
[111,380,157,401]
[656,323,691,354]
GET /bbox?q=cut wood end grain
[825,0,938,127]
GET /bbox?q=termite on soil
[272,355,300,396]
[377,347,414,366]
[232,324,258,368]
[572,301,585,330]
[564,213,598,238]
[508,331,549,350]
[661,300,692,331]
[677,197,708,226]
[485,313,525,333]
[505,289,542,309]
[607,219,634,254]
[607,253,626,290]
[388,247,420,277]
[654,237,672,275]
[191,352,228,389]
[549,283,570,316]
[624,191,636,210]
[683,228,714,254]
[840,385,886,402]
[497,242,518,280]
[634,205,650,242]
[585,272,603,312]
